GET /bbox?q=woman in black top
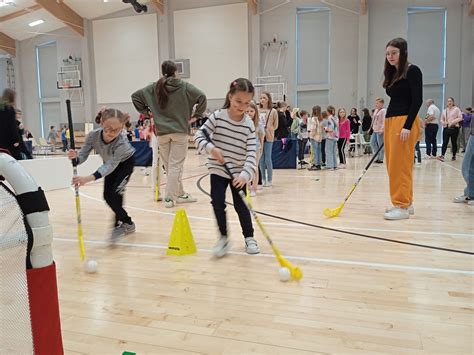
[361,108,372,154]
[382,38,423,220]
[0,102,22,160]
[348,108,361,134]
[274,102,289,140]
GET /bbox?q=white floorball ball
[279,267,291,282]
[84,259,98,274]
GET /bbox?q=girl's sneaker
[249,188,256,197]
[164,198,175,208]
[437,156,445,162]
[110,224,126,243]
[386,205,414,215]
[213,236,230,258]
[177,193,197,204]
[245,237,260,254]
[384,207,410,220]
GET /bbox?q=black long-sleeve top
[385,64,423,130]
[348,114,361,134]
[0,103,22,160]
[275,111,289,139]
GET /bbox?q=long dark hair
[156,60,177,109]
[223,78,255,109]
[383,37,409,89]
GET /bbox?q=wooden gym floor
[46,151,473,354]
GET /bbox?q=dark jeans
[103,156,134,226]
[425,124,438,156]
[298,138,308,161]
[210,174,253,239]
[441,127,460,157]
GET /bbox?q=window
[296,7,330,107]
[408,7,446,141]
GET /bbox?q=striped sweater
[194,109,257,182]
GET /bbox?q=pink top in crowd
[339,118,351,139]
[372,108,386,133]
[440,106,463,128]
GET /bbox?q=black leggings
[441,127,460,157]
[210,174,253,239]
[298,138,308,161]
[337,138,347,164]
[321,139,326,164]
[103,156,134,226]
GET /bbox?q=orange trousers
[384,115,422,209]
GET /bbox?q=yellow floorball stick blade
[323,205,343,217]
[278,256,303,280]
[292,267,303,280]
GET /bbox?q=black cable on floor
[196,174,473,256]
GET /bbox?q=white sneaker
[164,198,175,208]
[453,195,470,203]
[384,207,410,220]
[249,189,256,197]
[177,193,197,204]
[245,237,260,254]
[386,205,414,215]
[213,236,230,258]
[263,182,272,187]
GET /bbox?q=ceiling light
[28,20,45,27]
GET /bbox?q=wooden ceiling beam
[248,0,257,15]
[0,32,16,56]
[0,4,41,23]
[34,0,84,36]
[360,0,367,15]
[150,0,165,15]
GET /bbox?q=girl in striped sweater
[194,78,259,257]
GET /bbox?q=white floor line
[440,162,462,172]
[76,190,473,238]
[54,237,474,275]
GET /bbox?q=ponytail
[157,60,178,110]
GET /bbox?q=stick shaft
[67,100,86,260]
[343,142,384,202]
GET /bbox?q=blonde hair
[248,102,260,129]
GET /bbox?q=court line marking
[76,190,473,238]
[54,237,474,275]
[439,162,462,172]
